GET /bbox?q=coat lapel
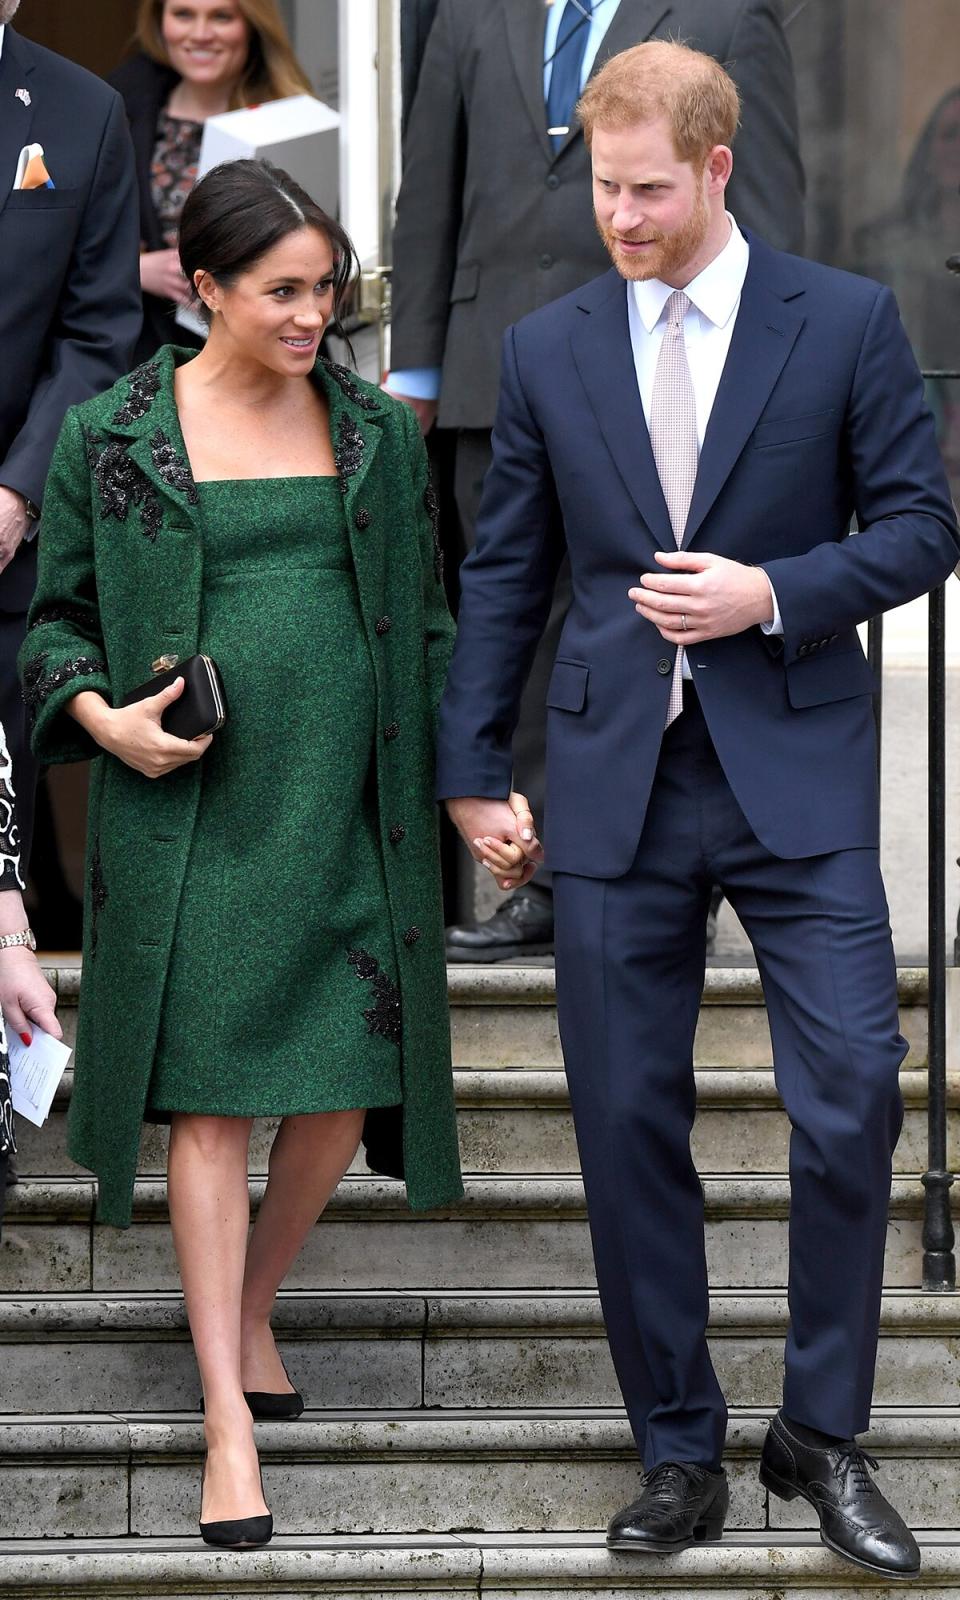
[570,271,674,549]
[503,0,554,164]
[682,239,806,547]
[0,29,37,217]
[553,0,673,161]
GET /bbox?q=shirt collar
[630,214,749,334]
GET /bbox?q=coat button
[545,173,560,190]
[354,509,372,530]
[375,616,392,637]
[384,721,400,741]
[403,926,421,947]
[656,658,673,676]
[538,252,554,269]
[389,824,406,844]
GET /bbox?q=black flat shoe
[445,886,554,963]
[760,1411,920,1579]
[199,1462,273,1550]
[607,1461,729,1553]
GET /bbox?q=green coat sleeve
[401,404,455,716]
[17,407,113,765]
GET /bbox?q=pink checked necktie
[648,290,698,727]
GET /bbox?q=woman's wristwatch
[0,929,37,951]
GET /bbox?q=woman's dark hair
[178,159,359,354]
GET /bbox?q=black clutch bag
[121,654,228,740]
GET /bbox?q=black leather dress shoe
[760,1412,921,1579]
[445,887,554,963]
[606,1461,729,1553]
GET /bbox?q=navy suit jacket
[436,232,960,873]
[0,27,141,614]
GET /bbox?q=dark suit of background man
[437,38,959,1579]
[388,0,805,957]
[0,1,141,876]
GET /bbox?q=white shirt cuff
[759,574,783,636]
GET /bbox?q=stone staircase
[0,964,958,1596]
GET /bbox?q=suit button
[538,252,554,269]
[389,824,406,845]
[355,509,372,530]
[403,926,422,947]
[545,173,560,190]
[656,658,673,676]
[375,616,392,637]
[384,721,400,742]
[798,644,809,656]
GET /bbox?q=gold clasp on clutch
[151,654,179,674]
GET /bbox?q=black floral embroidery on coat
[0,1054,15,1158]
[150,428,199,504]
[22,652,107,719]
[90,836,108,957]
[321,358,381,412]
[335,415,366,492]
[423,479,443,583]
[111,361,161,426]
[346,949,401,1046]
[84,429,163,542]
[28,603,92,635]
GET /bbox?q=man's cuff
[385,368,442,401]
[759,574,783,636]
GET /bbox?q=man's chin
[610,244,664,282]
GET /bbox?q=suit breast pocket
[752,410,838,449]
[546,659,589,713]
[3,187,80,213]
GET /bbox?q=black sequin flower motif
[111,361,161,426]
[346,949,401,1046]
[22,652,107,719]
[150,428,199,505]
[84,429,162,541]
[90,835,108,957]
[28,603,91,635]
[335,415,366,492]
[423,479,443,583]
[321,358,381,412]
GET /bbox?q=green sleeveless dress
[147,475,402,1118]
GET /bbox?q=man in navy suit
[437,39,959,1578]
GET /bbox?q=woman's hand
[0,947,61,1045]
[140,248,192,306]
[473,790,544,891]
[71,679,213,778]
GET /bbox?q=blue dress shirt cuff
[385,368,442,402]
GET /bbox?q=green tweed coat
[19,346,462,1227]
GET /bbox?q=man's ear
[706,144,734,195]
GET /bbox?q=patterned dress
[0,725,23,1157]
[150,110,202,249]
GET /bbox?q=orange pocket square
[21,152,52,189]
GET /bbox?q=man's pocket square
[14,143,54,191]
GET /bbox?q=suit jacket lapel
[554,0,673,160]
[0,29,36,218]
[570,271,674,549]
[503,1,554,164]
[682,243,806,547]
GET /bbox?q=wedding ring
[681,613,688,631]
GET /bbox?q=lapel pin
[15,88,31,107]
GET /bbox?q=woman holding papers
[17,158,504,1550]
[111,0,312,362]
[0,723,61,1229]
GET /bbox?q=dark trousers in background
[553,686,906,1470]
[453,428,572,899]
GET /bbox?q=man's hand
[0,487,29,574]
[629,551,774,645]
[446,792,544,890]
[385,390,438,437]
[140,248,192,306]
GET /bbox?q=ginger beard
[596,177,711,283]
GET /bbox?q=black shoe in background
[607,1461,729,1553]
[760,1411,920,1579]
[445,885,554,963]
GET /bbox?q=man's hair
[577,40,741,167]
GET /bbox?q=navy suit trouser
[552,686,906,1471]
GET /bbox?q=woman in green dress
[19,159,531,1549]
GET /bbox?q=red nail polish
[20,1033,31,1046]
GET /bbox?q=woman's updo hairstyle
[179,159,359,349]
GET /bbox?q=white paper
[7,1024,72,1127]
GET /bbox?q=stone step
[0,1175,930,1294]
[0,1407,955,1540]
[3,1532,960,1599]
[43,964,931,1071]
[0,1289,957,1415]
[15,1065,955,1180]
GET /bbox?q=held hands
[629,551,774,645]
[139,248,192,307]
[0,487,30,574]
[446,791,545,891]
[77,677,213,779]
[0,947,61,1046]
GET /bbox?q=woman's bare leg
[240,1109,366,1393]
[167,1112,269,1522]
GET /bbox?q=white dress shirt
[627,215,782,658]
[0,25,6,61]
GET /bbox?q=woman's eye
[272,286,294,298]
